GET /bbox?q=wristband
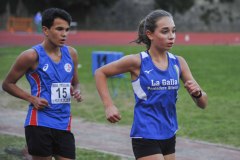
[192,90,202,99]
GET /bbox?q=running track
[0,31,240,46]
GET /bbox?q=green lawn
[0,45,239,148]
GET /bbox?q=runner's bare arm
[2,49,48,109]
[95,54,140,123]
[178,56,208,108]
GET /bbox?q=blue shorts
[25,126,75,159]
[132,135,176,159]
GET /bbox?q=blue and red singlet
[24,44,74,131]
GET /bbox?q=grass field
[0,45,239,148]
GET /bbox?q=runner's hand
[72,89,82,102]
[105,106,121,123]
[184,80,201,97]
[31,97,49,110]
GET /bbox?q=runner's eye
[161,30,168,34]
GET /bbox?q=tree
[154,0,195,15]
[0,0,118,16]
[0,0,18,15]
[22,0,118,16]
[199,0,235,25]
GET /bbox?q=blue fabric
[131,51,181,139]
[24,44,74,131]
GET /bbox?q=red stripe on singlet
[67,115,72,131]
[29,72,41,125]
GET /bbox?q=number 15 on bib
[51,83,71,104]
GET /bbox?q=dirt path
[0,107,240,160]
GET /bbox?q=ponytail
[133,19,151,50]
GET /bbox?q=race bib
[51,83,71,104]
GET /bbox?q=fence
[7,16,33,33]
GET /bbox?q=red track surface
[0,31,240,46]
